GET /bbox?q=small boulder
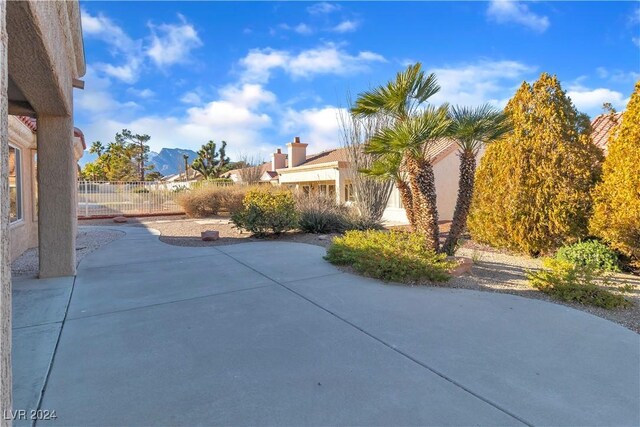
[201,230,220,241]
[113,216,128,223]
[318,234,328,241]
[447,256,473,277]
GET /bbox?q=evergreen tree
[590,81,640,264]
[468,73,603,255]
[116,129,154,181]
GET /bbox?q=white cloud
[81,9,143,83]
[487,0,550,33]
[596,67,640,83]
[631,7,640,24]
[127,88,155,99]
[80,82,279,157]
[282,106,345,153]
[240,43,386,83]
[426,60,537,107]
[567,84,628,114]
[218,84,277,108]
[633,37,640,47]
[76,66,139,116]
[331,20,360,33]
[278,22,314,35]
[146,14,202,67]
[180,91,203,105]
[307,2,341,15]
[294,23,313,35]
[81,9,137,52]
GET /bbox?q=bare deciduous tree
[237,154,265,185]
[338,100,394,223]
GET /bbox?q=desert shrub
[295,192,385,233]
[325,230,455,283]
[555,240,620,272]
[468,73,603,256]
[295,192,351,234]
[590,82,640,266]
[232,188,298,235]
[343,211,384,231]
[132,187,150,194]
[206,178,234,184]
[527,258,631,309]
[177,184,249,217]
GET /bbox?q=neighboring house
[222,162,273,184]
[256,136,475,223]
[8,116,85,261]
[590,112,622,155]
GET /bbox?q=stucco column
[37,115,76,278]
[0,0,13,423]
[335,172,345,204]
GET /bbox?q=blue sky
[76,1,640,159]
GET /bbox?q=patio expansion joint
[64,283,276,322]
[32,274,78,427]
[77,250,227,272]
[216,248,534,427]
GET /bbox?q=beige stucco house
[2,0,86,416]
[8,116,85,261]
[261,136,478,223]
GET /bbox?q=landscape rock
[201,230,220,241]
[113,216,128,223]
[448,256,473,277]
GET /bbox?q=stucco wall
[382,148,485,223]
[1,0,13,420]
[8,116,37,261]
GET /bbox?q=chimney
[287,136,308,168]
[271,148,286,171]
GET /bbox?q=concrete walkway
[13,226,640,426]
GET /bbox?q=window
[302,185,311,195]
[9,145,22,222]
[345,183,355,202]
[328,184,336,197]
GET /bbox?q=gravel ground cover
[11,229,125,278]
[78,215,640,333]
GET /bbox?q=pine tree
[468,73,603,255]
[590,81,640,264]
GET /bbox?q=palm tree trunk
[405,156,440,251]
[395,178,415,227]
[442,150,476,255]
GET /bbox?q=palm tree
[364,151,415,226]
[352,63,449,250]
[441,105,511,255]
[366,107,451,249]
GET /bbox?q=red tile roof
[16,116,86,149]
[590,112,622,155]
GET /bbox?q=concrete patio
[12,226,640,426]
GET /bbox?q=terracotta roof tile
[590,112,622,154]
[16,116,86,148]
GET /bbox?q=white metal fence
[77,181,190,217]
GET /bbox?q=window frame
[9,144,23,224]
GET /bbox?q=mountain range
[78,147,199,177]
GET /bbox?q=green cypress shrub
[589,82,640,266]
[468,73,603,255]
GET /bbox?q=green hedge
[325,230,454,283]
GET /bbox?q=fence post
[84,181,89,217]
